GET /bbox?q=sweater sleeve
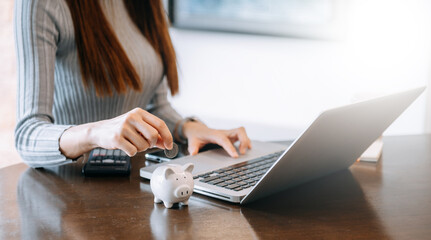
[146,78,183,134]
[14,0,74,168]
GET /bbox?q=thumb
[187,138,201,156]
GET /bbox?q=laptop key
[209,179,224,185]
[221,176,232,181]
[232,177,242,182]
[247,173,257,178]
[237,181,248,186]
[226,184,239,189]
[216,182,228,187]
[201,176,219,183]
[229,173,240,178]
[225,180,235,185]
[217,173,227,178]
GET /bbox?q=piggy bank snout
[174,185,192,198]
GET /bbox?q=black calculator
[82,148,131,176]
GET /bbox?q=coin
[164,142,179,159]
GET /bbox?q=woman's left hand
[182,121,252,158]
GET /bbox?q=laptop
[140,87,425,204]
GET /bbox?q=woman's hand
[183,121,252,158]
[60,108,173,158]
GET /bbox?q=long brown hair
[65,0,178,97]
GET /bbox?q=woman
[14,0,251,167]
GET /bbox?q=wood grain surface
[1,135,431,239]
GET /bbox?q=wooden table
[1,135,431,239]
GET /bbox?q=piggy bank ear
[164,168,175,179]
[182,163,194,173]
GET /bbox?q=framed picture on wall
[167,0,349,40]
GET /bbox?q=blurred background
[0,0,17,168]
[2,0,431,168]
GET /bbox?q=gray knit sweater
[14,0,183,167]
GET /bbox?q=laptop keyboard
[193,151,284,192]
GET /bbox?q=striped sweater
[14,0,183,167]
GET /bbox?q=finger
[137,110,173,149]
[130,120,160,148]
[153,135,166,149]
[226,133,239,144]
[123,127,150,152]
[213,134,238,158]
[225,130,241,142]
[188,138,204,156]
[235,127,251,155]
[223,128,250,155]
[115,137,138,157]
[239,143,246,155]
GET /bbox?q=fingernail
[166,142,173,150]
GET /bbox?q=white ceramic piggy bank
[150,163,194,208]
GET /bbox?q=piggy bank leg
[154,197,162,203]
[163,201,174,208]
[181,200,189,206]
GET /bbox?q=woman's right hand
[60,108,173,158]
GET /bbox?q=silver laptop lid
[241,87,425,204]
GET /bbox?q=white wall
[168,0,431,141]
[0,0,19,168]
